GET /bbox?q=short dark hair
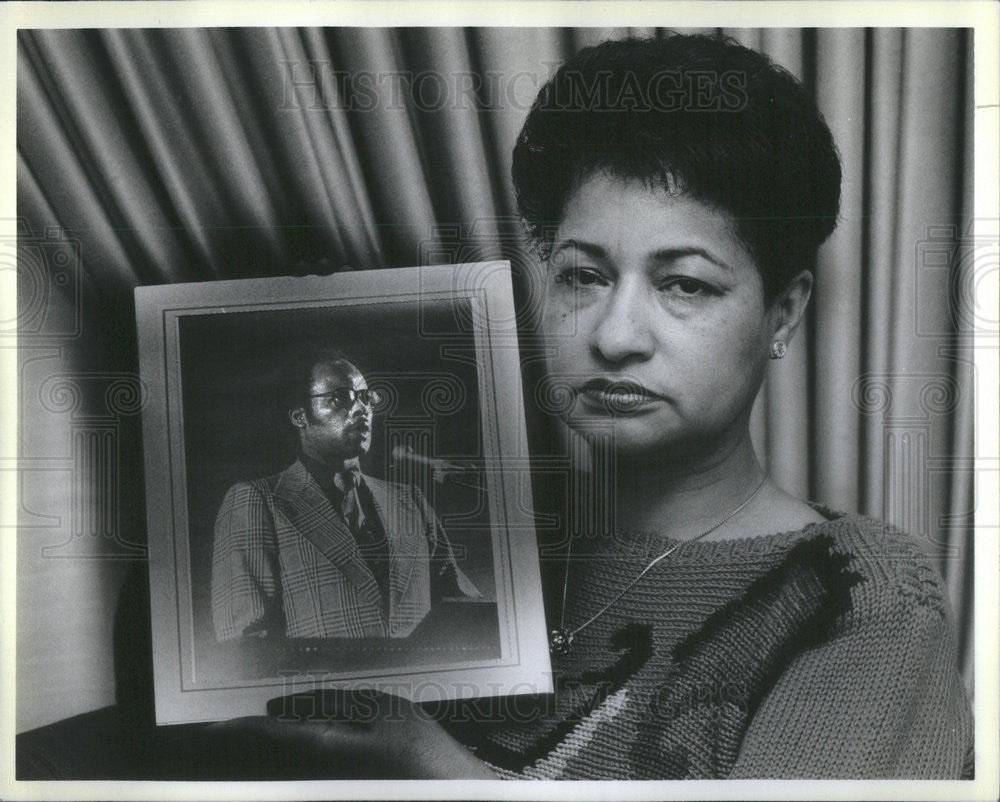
[512,34,842,298]
[276,347,360,417]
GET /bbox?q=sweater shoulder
[815,512,950,619]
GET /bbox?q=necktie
[334,470,365,535]
[333,471,390,617]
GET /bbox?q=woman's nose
[588,280,655,363]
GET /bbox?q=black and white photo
[133,263,550,723]
[5,2,998,798]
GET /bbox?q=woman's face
[541,171,778,461]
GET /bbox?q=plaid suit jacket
[211,459,478,640]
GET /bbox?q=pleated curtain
[15,27,974,731]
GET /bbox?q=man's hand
[206,689,496,780]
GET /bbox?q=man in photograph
[211,348,479,641]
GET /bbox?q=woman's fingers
[203,691,489,778]
[266,688,419,725]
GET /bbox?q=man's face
[291,359,373,466]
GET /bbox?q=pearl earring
[769,340,787,360]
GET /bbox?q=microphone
[390,444,480,486]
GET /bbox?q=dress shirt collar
[300,455,363,500]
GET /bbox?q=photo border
[133,262,552,724]
[2,2,997,801]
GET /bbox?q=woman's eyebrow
[550,239,608,261]
[648,247,733,272]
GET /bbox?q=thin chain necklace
[549,474,769,656]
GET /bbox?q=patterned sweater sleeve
[729,529,974,779]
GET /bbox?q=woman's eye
[554,268,608,288]
[661,277,710,296]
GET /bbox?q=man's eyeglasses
[309,387,380,410]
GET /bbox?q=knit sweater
[444,510,974,779]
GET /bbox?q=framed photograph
[5,2,996,799]
[135,261,551,724]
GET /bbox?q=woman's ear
[769,270,814,347]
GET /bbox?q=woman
[213,33,973,780]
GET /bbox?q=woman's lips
[576,380,663,414]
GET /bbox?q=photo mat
[135,262,551,724]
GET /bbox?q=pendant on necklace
[549,628,573,656]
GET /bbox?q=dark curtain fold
[15,26,975,731]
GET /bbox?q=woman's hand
[205,689,496,780]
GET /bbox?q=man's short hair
[512,34,842,299]
[276,347,361,419]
